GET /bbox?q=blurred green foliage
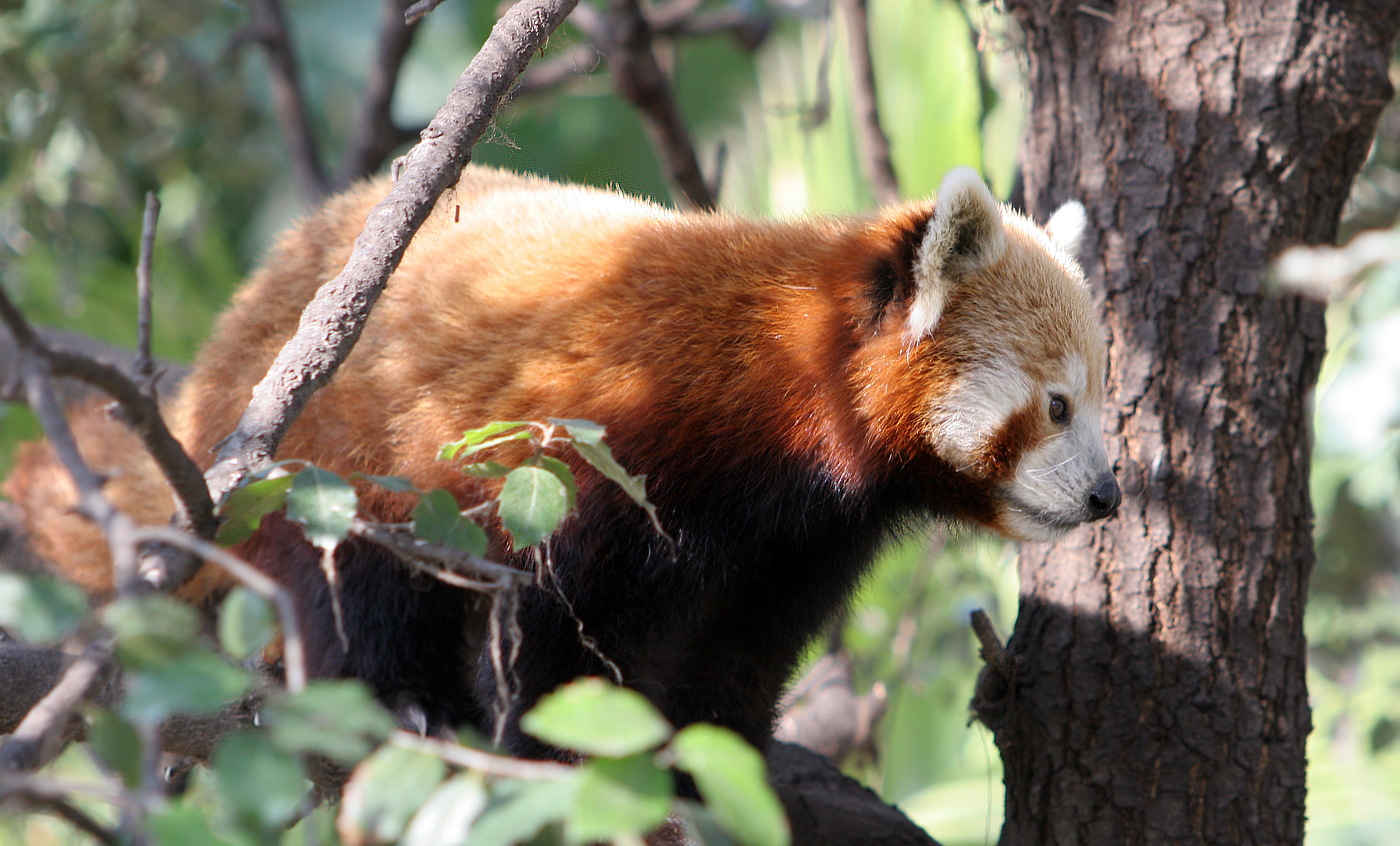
[2,0,1398,843]
[1305,75,1400,842]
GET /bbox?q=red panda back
[6,165,1117,752]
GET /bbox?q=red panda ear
[908,167,1007,341]
[1046,200,1088,259]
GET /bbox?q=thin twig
[835,0,899,205]
[404,0,448,25]
[350,520,531,589]
[0,283,218,546]
[388,730,574,780]
[130,526,307,694]
[333,0,422,189]
[0,775,133,844]
[597,0,716,210]
[970,609,1011,680]
[134,192,160,384]
[249,0,329,203]
[202,0,582,513]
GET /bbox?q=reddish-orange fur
[6,166,1116,751]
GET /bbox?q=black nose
[1086,474,1121,521]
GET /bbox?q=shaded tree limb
[198,0,582,574]
[247,0,329,204]
[834,0,898,205]
[332,0,423,189]
[575,0,717,210]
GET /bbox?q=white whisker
[1023,451,1082,479]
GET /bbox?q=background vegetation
[1,0,1397,843]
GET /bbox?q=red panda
[6,165,1119,754]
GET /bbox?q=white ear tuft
[908,167,1006,342]
[1045,200,1088,257]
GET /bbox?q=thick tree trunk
[976,2,1400,844]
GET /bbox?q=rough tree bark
[974,2,1400,845]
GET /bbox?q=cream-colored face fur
[914,168,1119,542]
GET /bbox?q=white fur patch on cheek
[928,360,1035,468]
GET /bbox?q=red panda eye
[1049,394,1070,424]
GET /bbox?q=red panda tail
[2,400,228,605]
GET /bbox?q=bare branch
[0,328,186,408]
[0,778,124,845]
[248,0,329,204]
[333,0,423,189]
[970,609,1010,679]
[595,0,717,210]
[134,192,160,383]
[835,0,898,205]
[202,0,582,511]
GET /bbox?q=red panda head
[905,167,1119,542]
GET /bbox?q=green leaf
[549,418,607,446]
[104,595,202,670]
[465,777,577,846]
[349,472,422,494]
[461,461,512,479]
[554,420,668,541]
[265,680,395,764]
[0,573,88,645]
[413,488,488,556]
[527,454,578,512]
[521,678,673,757]
[88,709,143,789]
[670,724,789,846]
[499,466,570,550]
[403,773,489,846]
[148,804,241,846]
[438,421,534,461]
[568,754,673,844]
[338,746,448,846]
[215,474,293,547]
[218,587,276,660]
[213,729,308,831]
[286,465,357,549]
[123,651,254,725]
